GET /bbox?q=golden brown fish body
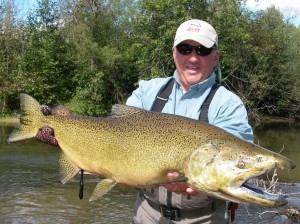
[8,94,296,206]
[43,111,220,184]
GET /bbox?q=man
[36,19,253,224]
[126,19,253,223]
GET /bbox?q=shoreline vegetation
[260,117,300,126]
[0,117,18,124]
[1,0,300,119]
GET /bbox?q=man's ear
[213,50,220,68]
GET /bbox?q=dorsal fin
[109,104,143,118]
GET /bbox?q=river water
[0,122,299,223]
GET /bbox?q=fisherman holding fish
[32,19,254,223]
[125,19,253,223]
[8,18,296,224]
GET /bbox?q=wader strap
[151,79,220,122]
[151,78,175,112]
[199,83,220,123]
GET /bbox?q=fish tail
[7,94,44,143]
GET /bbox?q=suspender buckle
[159,205,181,221]
[156,96,168,101]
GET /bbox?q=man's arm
[209,88,254,142]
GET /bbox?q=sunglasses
[176,43,216,56]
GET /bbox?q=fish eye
[257,156,263,163]
[237,160,245,169]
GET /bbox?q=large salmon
[7,94,296,206]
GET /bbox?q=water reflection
[0,122,299,223]
[253,122,300,182]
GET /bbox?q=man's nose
[188,50,200,60]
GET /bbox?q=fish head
[186,140,296,207]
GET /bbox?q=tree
[1,0,300,120]
[61,0,139,116]
[0,0,25,115]
[21,0,77,104]
[130,0,190,80]
[246,6,300,118]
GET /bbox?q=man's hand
[161,172,198,195]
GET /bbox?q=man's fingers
[164,172,198,195]
[186,187,198,196]
[167,172,179,179]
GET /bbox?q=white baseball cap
[173,19,218,48]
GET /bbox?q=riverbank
[0,117,18,124]
[250,116,300,127]
[263,117,300,126]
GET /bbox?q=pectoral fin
[58,152,80,184]
[89,178,117,201]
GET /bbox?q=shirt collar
[173,70,216,93]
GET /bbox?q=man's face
[172,40,220,92]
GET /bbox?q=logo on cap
[186,21,201,33]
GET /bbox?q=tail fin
[7,94,44,143]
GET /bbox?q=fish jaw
[226,181,287,206]
[186,142,296,207]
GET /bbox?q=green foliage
[130,0,188,79]
[0,1,27,113]
[67,71,113,116]
[6,1,75,109]
[59,0,139,116]
[1,0,300,119]
[244,6,300,118]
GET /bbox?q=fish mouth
[226,157,296,206]
[228,170,288,207]
[239,180,287,205]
